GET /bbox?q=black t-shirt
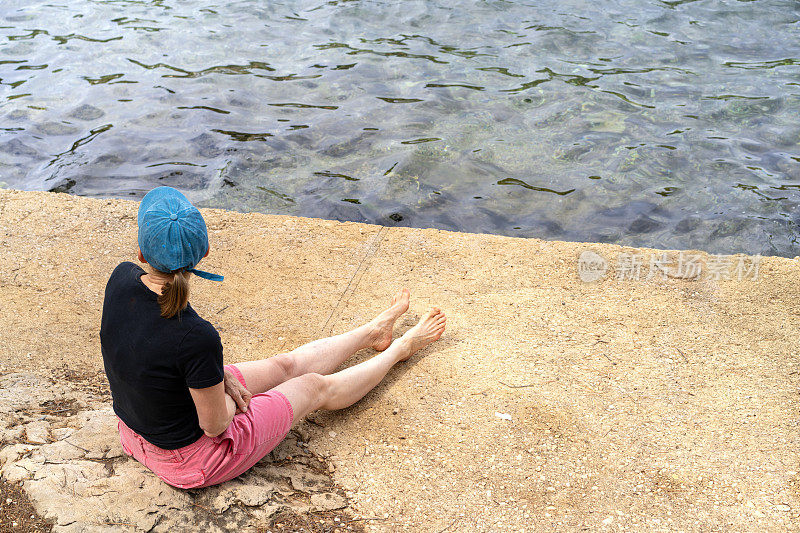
[100,261,224,449]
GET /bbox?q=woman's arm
[189,382,236,437]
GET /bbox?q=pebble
[392,408,399,415]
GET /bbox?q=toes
[392,288,411,308]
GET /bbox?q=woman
[100,186,446,489]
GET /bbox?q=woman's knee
[298,372,329,400]
[270,353,297,381]
[275,372,330,420]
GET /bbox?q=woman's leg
[192,308,445,489]
[235,289,410,394]
[273,308,446,424]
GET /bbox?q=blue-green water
[1,0,799,256]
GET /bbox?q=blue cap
[137,186,224,282]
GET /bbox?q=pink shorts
[117,364,294,489]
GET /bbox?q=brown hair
[157,269,190,319]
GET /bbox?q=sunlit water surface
[1,0,799,256]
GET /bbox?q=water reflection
[0,0,798,256]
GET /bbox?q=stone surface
[0,373,350,532]
[1,189,800,531]
[23,421,50,444]
[311,492,348,511]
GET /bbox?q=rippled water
[1,0,799,256]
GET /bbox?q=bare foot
[396,307,446,361]
[369,288,411,351]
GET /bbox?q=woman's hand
[223,369,252,414]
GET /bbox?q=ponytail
[157,269,190,319]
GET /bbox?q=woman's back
[100,261,223,450]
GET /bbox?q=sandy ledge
[1,188,799,531]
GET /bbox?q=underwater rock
[534,218,565,237]
[739,141,768,154]
[759,127,800,148]
[92,153,125,165]
[227,97,254,108]
[0,139,39,158]
[284,132,317,149]
[35,122,79,136]
[628,215,663,234]
[553,143,592,162]
[320,134,372,158]
[710,97,783,124]
[709,217,750,239]
[189,132,224,158]
[48,178,76,194]
[776,157,800,180]
[598,200,668,220]
[302,196,369,224]
[68,104,105,121]
[5,108,29,121]
[488,104,514,123]
[585,111,627,134]
[154,169,208,190]
[674,216,702,234]
[591,232,623,244]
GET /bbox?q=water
[1,0,799,256]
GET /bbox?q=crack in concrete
[321,226,387,337]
